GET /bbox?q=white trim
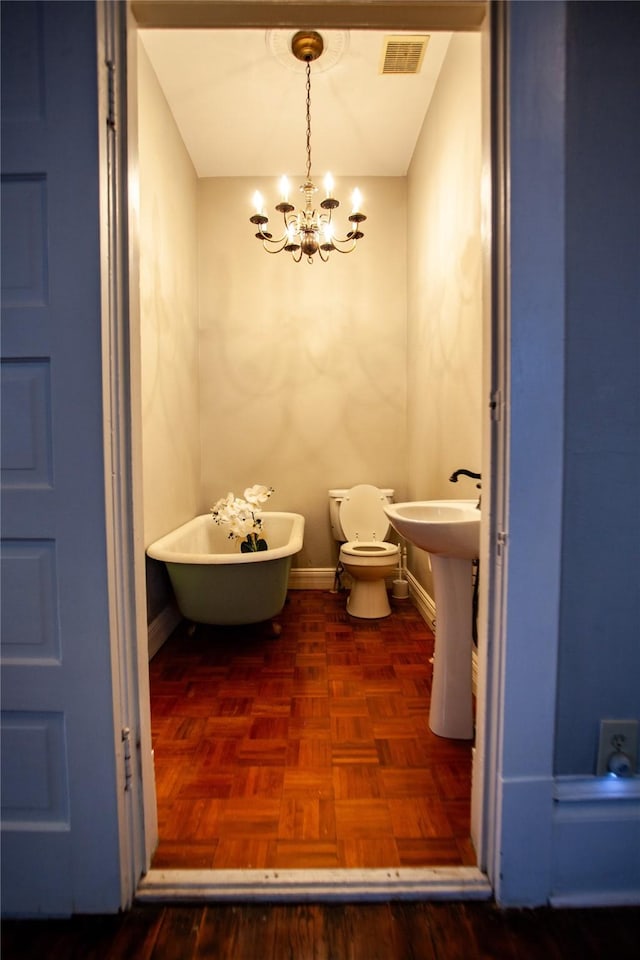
[136,867,492,903]
[147,604,182,659]
[288,567,336,590]
[405,570,436,630]
[122,0,159,881]
[470,0,496,877]
[287,567,402,593]
[100,0,157,908]
[99,0,131,908]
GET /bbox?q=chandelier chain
[305,60,312,180]
[248,31,366,262]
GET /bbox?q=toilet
[328,485,400,619]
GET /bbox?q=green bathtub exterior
[165,553,293,625]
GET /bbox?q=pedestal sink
[383,500,480,739]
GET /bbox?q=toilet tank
[328,487,395,542]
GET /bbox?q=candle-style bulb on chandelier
[250,30,366,264]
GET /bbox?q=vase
[241,532,268,552]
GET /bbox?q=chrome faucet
[449,468,482,509]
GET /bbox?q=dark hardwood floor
[149,589,474,870]
[2,902,639,959]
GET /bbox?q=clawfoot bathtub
[147,512,304,627]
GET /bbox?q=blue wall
[556,1,640,774]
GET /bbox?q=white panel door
[1,1,123,914]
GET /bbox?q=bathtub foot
[186,622,196,637]
[269,621,282,638]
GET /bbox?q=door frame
[115,0,563,906]
[99,0,158,907]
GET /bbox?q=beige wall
[406,33,483,591]
[197,176,408,568]
[138,33,482,583]
[138,41,200,545]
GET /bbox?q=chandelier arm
[283,211,298,233]
[255,223,289,244]
[326,237,359,253]
[263,243,290,254]
[262,239,293,254]
[255,227,297,254]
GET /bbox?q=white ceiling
[139,28,452,179]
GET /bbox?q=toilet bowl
[329,484,400,619]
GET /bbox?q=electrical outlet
[596,719,639,776]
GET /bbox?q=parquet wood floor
[149,590,474,870]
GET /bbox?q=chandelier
[250,31,366,264]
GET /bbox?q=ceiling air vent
[380,35,429,75]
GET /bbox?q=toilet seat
[339,484,391,543]
[340,540,398,564]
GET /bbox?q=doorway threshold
[136,866,492,903]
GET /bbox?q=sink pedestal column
[429,555,474,739]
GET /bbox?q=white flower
[243,484,274,507]
[211,492,235,516]
[210,484,273,542]
[228,514,254,538]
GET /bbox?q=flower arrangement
[210,484,274,552]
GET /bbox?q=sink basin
[383,499,480,560]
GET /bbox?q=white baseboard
[288,567,337,590]
[147,603,182,660]
[288,568,410,593]
[549,776,640,906]
[405,570,436,630]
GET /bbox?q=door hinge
[122,726,133,791]
[489,389,503,421]
[106,59,116,131]
[496,530,508,558]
